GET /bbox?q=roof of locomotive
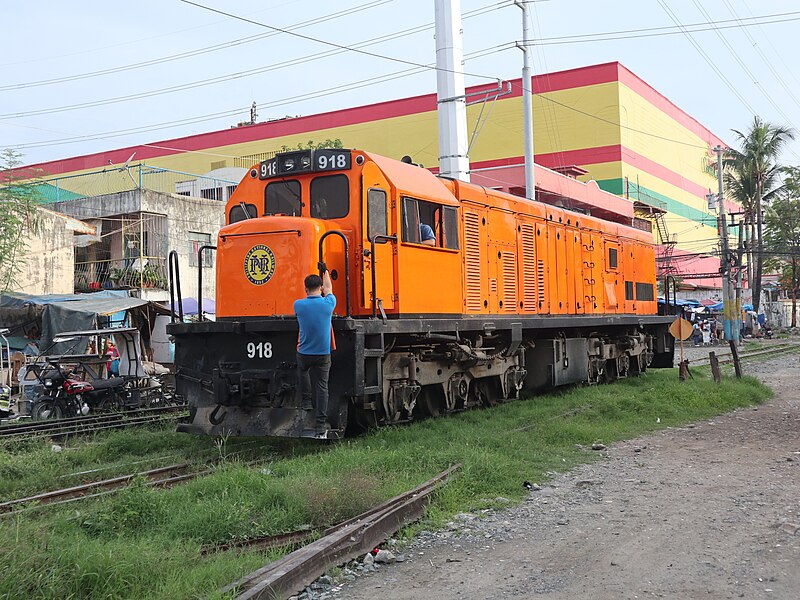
[362,151,459,207]
[233,148,653,243]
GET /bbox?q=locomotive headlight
[282,157,295,171]
[300,155,311,169]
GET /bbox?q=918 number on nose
[246,341,272,359]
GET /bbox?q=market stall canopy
[0,291,149,354]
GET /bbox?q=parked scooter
[31,360,130,420]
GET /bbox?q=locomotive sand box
[168,148,675,439]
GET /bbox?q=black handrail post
[168,250,184,323]
[664,274,679,316]
[369,234,397,318]
[197,245,217,321]
[318,231,351,317]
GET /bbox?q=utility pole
[735,219,745,323]
[713,145,740,343]
[515,0,535,199]
[434,0,470,182]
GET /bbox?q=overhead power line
[176,0,501,81]
[0,1,509,119]
[527,10,800,45]
[656,0,758,116]
[8,36,729,155]
[8,41,512,151]
[688,0,798,158]
[0,0,393,91]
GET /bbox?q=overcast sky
[2,0,800,167]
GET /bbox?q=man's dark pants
[297,353,331,428]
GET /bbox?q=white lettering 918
[246,341,273,359]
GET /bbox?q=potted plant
[110,268,126,286]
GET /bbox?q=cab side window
[229,203,256,224]
[441,206,459,250]
[265,180,301,216]
[367,188,388,240]
[402,197,421,243]
[401,197,459,249]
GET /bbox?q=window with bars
[188,232,212,267]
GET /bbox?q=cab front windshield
[262,174,349,219]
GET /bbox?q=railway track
[0,451,269,518]
[221,465,461,600]
[0,462,195,516]
[691,342,800,367]
[0,405,188,441]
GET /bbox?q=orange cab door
[361,163,395,312]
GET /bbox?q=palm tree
[723,116,795,312]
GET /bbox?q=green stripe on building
[596,178,713,224]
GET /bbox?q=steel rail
[0,463,190,514]
[0,414,186,441]
[692,343,800,367]
[223,463,461,600]
[0,405,186,434]
[0,406,188,440]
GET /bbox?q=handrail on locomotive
[318,230,351,317]
[369,234,397,321]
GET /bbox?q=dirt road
[335,356,800,599]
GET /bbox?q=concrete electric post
[713,145,740,343]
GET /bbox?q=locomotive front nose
[172,215,351,438]
[215,216,336,318]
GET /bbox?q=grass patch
[0,369,771,599]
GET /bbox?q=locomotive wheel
[473,377,501,408]
[417,385,446,418]
[602,359,618,383]
[32,399,63,421]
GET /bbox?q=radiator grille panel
[464,211,483,311]
[520,223,536,310]
[501,251,517,312]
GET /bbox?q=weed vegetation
[0,369,771,599]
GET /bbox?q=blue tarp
[179,297,216,315]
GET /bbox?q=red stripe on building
[616,64,727,149]
[472,144,713,201]
[21,62,725,178]
[22,63,624,176]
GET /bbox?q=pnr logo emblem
[243,245,276,285]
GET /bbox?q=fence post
[728,340,742,378]
[709,351,722,383]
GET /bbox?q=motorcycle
[31,360,130,420]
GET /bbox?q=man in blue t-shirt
[419,222,436,246]
[294,263,336,437]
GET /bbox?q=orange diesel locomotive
[169,148,674,439]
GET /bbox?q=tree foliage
[0,149,41,292]
[723,116,795,312]
[278,138,344,152]
[764,166,800,326]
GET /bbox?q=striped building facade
[26,62,730,288]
